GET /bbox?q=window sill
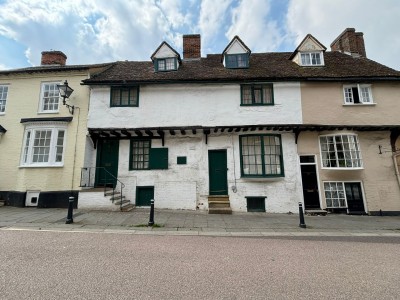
[342,103,376,106]
[321,167,364,170]
[37,111,60,114]
[19,165,64,168]
[240,176,284,181]
[300,64,325,67]
[240,104,274,107]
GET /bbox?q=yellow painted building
[0,51,109,207]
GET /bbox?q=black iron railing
[80,167,126,210]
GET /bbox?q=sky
[0,0,399,71]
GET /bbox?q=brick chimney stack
[330,28,366,58]
[183,34,201,59]
[41,51,67,66]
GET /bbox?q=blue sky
[0,0,399,70]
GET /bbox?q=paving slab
[1,206,400,237]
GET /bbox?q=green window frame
[155,57,177,71]
[239,134,284,177]
[241,84,274,105]
[129,140,168,170]
[225,53,249,69]
[110,86,139,107]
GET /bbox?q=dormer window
[222,36,251,69]
[156,58,177,71]
[290,34,326,67]
[300,52,323,66]
[225,54,249,69]
[151,41,181,73]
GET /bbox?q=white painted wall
[84,131,302,213]
[84,82,303,212]
[88,83,302,129]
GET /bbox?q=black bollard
[148,199,155,226]
[66,196,74,224]
[298,202,306,228]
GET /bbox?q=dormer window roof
[222,36,251,69]
[150,41,181,72]
[290,34,326,66]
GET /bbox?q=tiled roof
[0,63,112,75]
[82,51,400,85]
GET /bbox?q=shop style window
[319,134,362,169]
[343,84,373,104]
[129,140,168,170]
[0,85,8,113]
[240,134,284,177]
[111,87,139,107]
[39,82,61,112]
[21,126,66,167]
[241,84,274,105]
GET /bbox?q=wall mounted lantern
[57,80,75,114]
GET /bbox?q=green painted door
[208,150,228,195]
[95,139,119,187]
[136,186,154,206]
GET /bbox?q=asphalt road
[1,230,399,300]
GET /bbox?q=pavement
[1,206,400,237]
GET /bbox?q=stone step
[110,195,125,201]
[305,209,328,216]
[120,204,135,212]
[114,199,130,206]
[208,195,230,202]
[105,190,120,197]
[208,201,231,209]
[208,207,232,214]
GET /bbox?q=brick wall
[330,28,366,57]
[41,51,67,65]
[183,34,201,59]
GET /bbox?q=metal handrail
[80,167,126,210]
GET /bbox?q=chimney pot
[183,34,201,59]
[41,51,67,66]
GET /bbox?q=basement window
[246,197,266,212]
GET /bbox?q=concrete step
[120,204,135,212]
[0,200,5,207]
[209,207,232,214]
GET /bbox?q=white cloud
[286,0,400,70]
[0,63,9,70]
[198,0,233,53]
[226,0,284,52]
[0,0,186,66]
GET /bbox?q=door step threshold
[305,209,327,216]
